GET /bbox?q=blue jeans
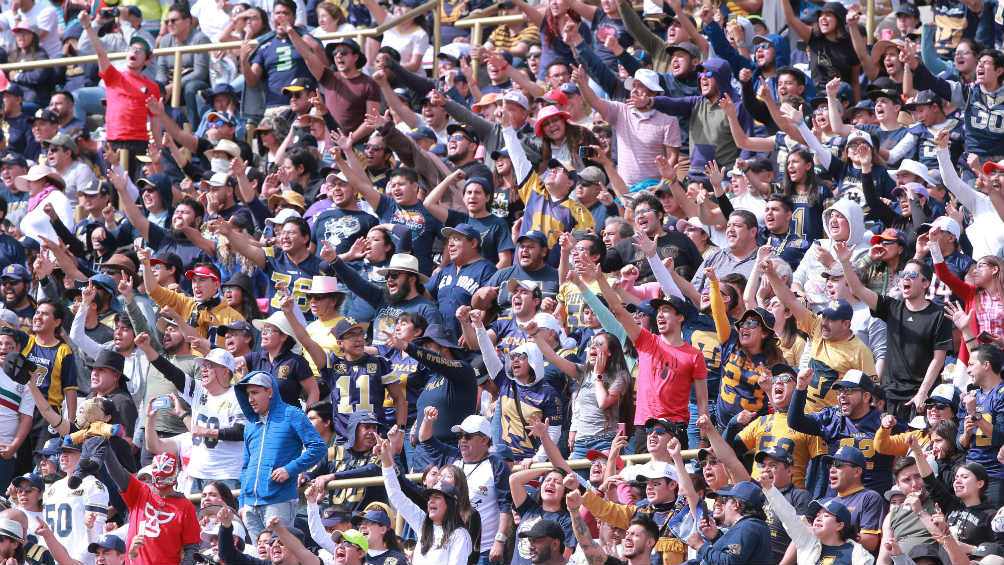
[0,456,15,495]
[241,500,297,541]
[71,86,106,122]
[570,434,616,480]
[190,477,241,495]
[179,79,209,128]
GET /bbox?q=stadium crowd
[0,0,1003,562]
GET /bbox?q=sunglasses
[364,144,385,151]
[926,402,950,410]
[831,460,857,468]
[772,374,794,383]
[385,272,408,280]
[13,485,38,493]
[902,271,922,279]
[207,120,227,128]
[510,351,528,361]
[696,457,720,468]
[458,432,485,440]
[646,426,668,435]
[880,240,901,246]
[448,133,471,142]
[333,48,352,56]
[755,43,772,51]
[698,71,713,79]
[738,319,763,329]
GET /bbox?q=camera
[100,8,118,18]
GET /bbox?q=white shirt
[0,368,34,444]
[457,456,500,553]
[59,160,98,205]
[381,26,429,64]
[185,385,246,480]
[44,475,109,565]
[9,0,61,57]
[19,189,73,244]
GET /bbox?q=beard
[383,280,413,304]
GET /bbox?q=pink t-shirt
[605,100,682,186]
[633,329,707,424]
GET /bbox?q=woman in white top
[377,437,472,564]
[761,473,874,565]
[361,0,429,71]
[310,2,355,47]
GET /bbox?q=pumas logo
[140,503,176,537]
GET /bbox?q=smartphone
[617,423,626,436]
[151,396,173,411]
[578,146,595,161]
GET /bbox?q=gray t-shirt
[571,364,629,438]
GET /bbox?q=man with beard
[789,368,905,498]
[360,133,393,191]
[1,264,35,332]
[113,168,211,270]
[310,172,377,257]
[426,224,496,341]
[481,231,559,310]
[516,520,567,565]
[307,411,385,513]
[569,496,659,565]
[48,91,84,133]
[572,67,681,186]
[605,194,702,284]
[137,249,243,345]
[324,249,442,348]
[442,123,493,182]
[425,172,515,269]
[213,216,323,319]
[416,411,513,562]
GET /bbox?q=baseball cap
[441,223,481,242]
[903,89,941,110]
[585,449,625,470]
[869,227,907,247]
[894,3,920,18]
[739,307,776,329]
[926,383,960,411]
[626,300,657,317]
[0,152,27,168]
[198,348,236,372]
[920,216,961,239]
[501,90,529,109]
[578,166,606,185]
[331,529,368,553]
[332,318,366,339]
[808,498,853,526]
[831,369,875,393]
[450,414,491,437]
[1,264,30,282]
[352,509,392,529]
[281,76,318,96]
[755,445,794,466]
[536,89,569,107]
[13,473,43,491]
[236,371,272,390]
[407,126,437,141]
[446,123,480,143]
[666,41,701,59]
[819,299,853,321]
[517,519,565,541]
[321,507,352,528]
[713,481,765,506]
[516,231,549,247]
[891,182,930,199]
[649,296,688,316]
[823,445,867,467]
[637,461,679,483]
[185,265,221,283]
[624,68,664,93]
[36,437,62,457]
[88,534,126,554]
[206,111,236,126]
[845,129,874,148]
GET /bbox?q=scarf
[189,295,222,327]
[27,185,59,212]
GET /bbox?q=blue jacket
[236,371,326,508]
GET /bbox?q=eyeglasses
[0,280,23,286]
[458,432,484,440]
[755,43,772,51]
[698,71,713,79]
[696,457,720,468]
[901,271,922,279]
[364,144,385,151]
[449,134,471,142]
[772,374,794,383]
[336,541,362,550]
[738,319,762,329]
[528,52,541,58]
[835,388,861,396]
[339,331,366,341]
[333,48,352,56]
[831,460,856,468]
[510,351,528,361]
[926,402,950,410]
[260,327,280,335]
[165,17,182,23]
[13,485,38,493]
[646,426,668,435]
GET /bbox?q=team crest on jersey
[366,363,377,373]
[278,365,290,381]
[335,363,348,373]
[70,489,83,496]
[725,544,742,556]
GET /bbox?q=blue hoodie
[703,23,791,100]
[235,371,326,508]
[652,57,753,173]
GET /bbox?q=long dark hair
[543,7,579,47]
[781,149,824,208]
[206,480,240,509]
[420,493,464,555]
[585,331,628,379]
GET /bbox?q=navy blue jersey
[825,160,896,214]
[856,124,910,152]
[788,184,835,242]
[494,370,562,459]
[961,382,1004,478]
[367,550,409,564]
[250,32,314,107]
[915,63,1004,158]
[263,247,325,320]
[244,349,313,407]
[377,346,427,425]
[375,194,443,276]
[758,228,811,271]
[147,223,213,271]
[513,499,577,565]
[790,392,905,495]
[445,210,515,266]
[716,328,770,426]
[907,119,965,169]
[924,249,975,305]
[695,516,771,565]
[323,353,395,437]
[410,344,478,443]
[489,315,530,359]
[426,258,497,341]
[832,487,886,535]
[311,208,378,255]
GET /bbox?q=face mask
[151,452,180,488]
[210,158,231,174]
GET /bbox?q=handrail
[185,449,707,504]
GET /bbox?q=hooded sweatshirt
[652,57,753,173]
[792,199,870,309]
[704,24,791,100]
[235,371,326,508]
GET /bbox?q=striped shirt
[488,24,540,52]
[21,336,77,410]
[603,99,682,186]
[0,369,34,444]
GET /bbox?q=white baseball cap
[451,415,491,437]
[198,348,236,372]
[624,69,664,94]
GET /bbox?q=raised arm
[719,94,774,152]
[834,241,878,309]
[847,7,878,81]
[761,258,811,325]
[108,168,150,240]
[570,63,609,122]
[25,370,70,436]
[780,0,812,42]
[590,261,642,343]
[78,12,110,73]
[423,169,465,224]
[145,96,198,152]
[824,78,854,137]
[696,414,751,484]
[526,322,577,379]
[509,0,544,27]
[208,218,267,268]
[566,486,610,565]
[286,25,327,82]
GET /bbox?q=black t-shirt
[872,296,953,398]
[808,29,860,92]
[606,230,703,282]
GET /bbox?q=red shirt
[634,329,707,424]
[121,476,201,565]
[99,66,160,141]
[320,68,380,134]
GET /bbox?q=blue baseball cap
[442,223,481,242]
[560,82,581,95]
[626,300,658,317]
[88,534,126,554]
[517,231,549,247]
[754,445,794,466]
[713,481,765,506]
[352,509,392,529]
[809,498,852,526]
[36,437,62,457]
[823,445,866,468]
[60,437,81,452]
[1,84,25,98]
[13,473,43,491]
[819,299,853,321]
[0,152,27,168]
[1,264,30,282]
[831,369,875,393]
[407,126,436,141]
